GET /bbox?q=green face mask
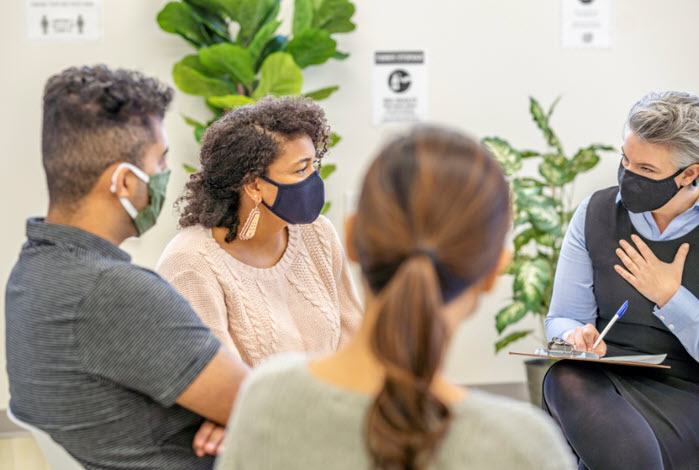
[110,162,171,236]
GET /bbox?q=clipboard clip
[535,337,599,360]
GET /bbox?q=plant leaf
[514,257,552,310]
[525,194,561,235]
[547,95,562,119]
[530,97,563,153]
[495,302,528,334]
[173,56,233,97]
[539,161,568,187]
[255,35,289,71]
[514,227,536,251]
[182,115,205,128]
[183,163,199,173]
[333,50,349,60]
[329,133,341,147]
[232,0,279,44]
[482,137,522,176]
[248,20,281,61]
[495,330,533,353]
[314,0,356,33]
[569,145,603,174]
[319,163,336,180]
[185,0,232,17]
[303,85,339,101]
[321,201,331,214]
[287,29,337,68]
[157,2,208,47]
[206,94,255,109]
[199,43,255,84]
[253,52,303,99]
[520,150,540,158]
[293,0,314,34]
[185,1,231,41]
[505,255,530,275]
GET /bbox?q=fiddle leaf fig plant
[157,0,356,213]
[483,97,615,352]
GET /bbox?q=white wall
[2,0,699,408]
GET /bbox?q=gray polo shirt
[5,218,221,469]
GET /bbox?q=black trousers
[542,361,699,470]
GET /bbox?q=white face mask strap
[110,162,150,193]
[119,198,139,218]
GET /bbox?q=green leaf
[173,56,233,97]
[495,330,533,353]
[199,44,255,84]
[304,86,339,101]
[157,2,208,47]
[183,163,199,173]
[253,52,303,99]
[505,255,530,275]
[232,0,279,44]
[255,35,289,70]
[525,194,561,235]
[206,94,255,109]
[547,95,562,119]
[539,161,568,186]
[329,133,341,147]
[185,0,232,17]
[520,150,540,158]
[314,0,356,33]
[293,0,314,34]
[496,302,528,334]
[333,50,349,60]
[482,137,522,176]
[194,125,207,142]
[321,201,331,214]
[319,163,336,180]
[182,115,204,128]
[249,20,281,61]
[569,145,603,174]
[185,1,231,41]
[514,227,536,251]
[287,29,337,68]
[514,258,552,309]
[530,97,563,153]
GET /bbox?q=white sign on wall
[561,0,613,49]
[25,0,102,42]
[372,51,428,126]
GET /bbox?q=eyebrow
[620,147,660,171]
[294,157,312,166]
[161,147,169,159]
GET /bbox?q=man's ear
[344,214,359,262]
[482,248,512,293]
[108,163,139,199]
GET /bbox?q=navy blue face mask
[617,160,687,213]
[261,170,325,224]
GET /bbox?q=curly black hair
[177,95,332,242]
[42,64,173,208]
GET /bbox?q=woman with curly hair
[157,96,362,367]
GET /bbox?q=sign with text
[372,51,428,125]
[561,0,613,49]
[25,0,102,42]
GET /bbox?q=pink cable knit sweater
[156,216,363,366]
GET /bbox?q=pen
[592,300,628,349]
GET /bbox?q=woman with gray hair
[543,91,698,470]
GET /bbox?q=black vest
[585,187,699,382]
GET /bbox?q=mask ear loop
[110,163,150,218]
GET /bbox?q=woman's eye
[641,167,653,173]
[297,168,307,175]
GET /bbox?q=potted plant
[157,0,357,213]
[482,97,615,406]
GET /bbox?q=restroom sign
[26,0,102,42]
[373,51,428,126]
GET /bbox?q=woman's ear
[680,163,699,187]
[242,180,262,204]
[344,214,359,262]
[482,248,513,293]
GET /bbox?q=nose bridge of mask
[110,162,151,219]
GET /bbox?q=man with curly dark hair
[157,96,363,368]
[5,65,248,469]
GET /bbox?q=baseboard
[0,408,30,438]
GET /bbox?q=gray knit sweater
[215,354,576,470]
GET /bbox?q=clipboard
[510,337,671,369]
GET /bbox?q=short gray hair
[625,91,699,170]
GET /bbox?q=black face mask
[261,170,325,224]
[617,160,686,213]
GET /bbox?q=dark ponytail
[354,126,511,470]
[366,255,451,470]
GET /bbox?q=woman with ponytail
[215,126,575,470]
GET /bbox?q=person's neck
[309,303,466,404]
[46,203,130,247]
[651,184,699,234]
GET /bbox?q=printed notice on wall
[373,51,428,126]
[25,0,102,42]
[561,0,613,49]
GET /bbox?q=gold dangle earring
[239,196,261,241]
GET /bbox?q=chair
[6,408,84,470]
